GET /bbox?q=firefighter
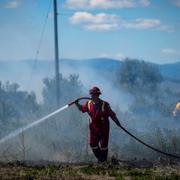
[173,100,180,118]
[75,86,121,162]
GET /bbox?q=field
[0,160,180,180]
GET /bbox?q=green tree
[117,59,163,95]
[0,81,39,137]
[42,74,83,110]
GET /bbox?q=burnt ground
[0,159,180,180]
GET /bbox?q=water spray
[0,97,91,145]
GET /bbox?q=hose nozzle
[68,97,91,107]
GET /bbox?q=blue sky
[0,0,180,64]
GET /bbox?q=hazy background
[0,0,180,162]
[0,58,180,162]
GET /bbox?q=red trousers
[89,121,109,149]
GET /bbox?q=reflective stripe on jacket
[79,99,116,125]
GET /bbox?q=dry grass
[0,161,180,180]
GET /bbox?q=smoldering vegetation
[0,58,180,163]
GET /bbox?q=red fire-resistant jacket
[78,99,116,126]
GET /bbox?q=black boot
[99,149,108,162]
[91,146,101,161]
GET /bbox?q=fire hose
[71,97,180,159]
[118,124,180,159]
[68,97,91,106]
[0,97,180,159]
